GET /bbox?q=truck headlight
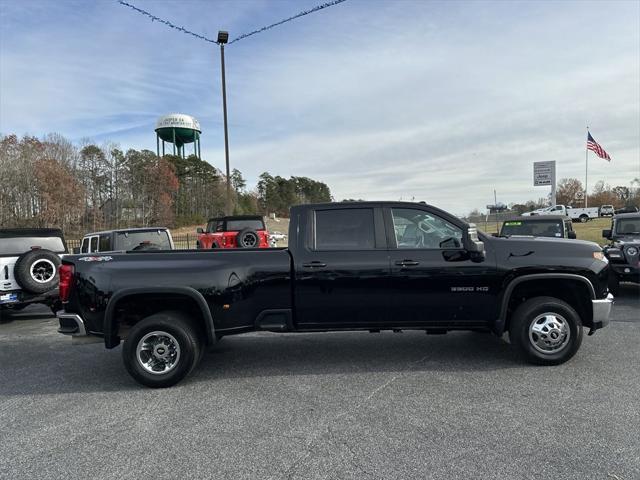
[593,252,608,263]
[627,246,638,256]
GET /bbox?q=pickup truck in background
[522,204,600,223]
[57,201,612,388]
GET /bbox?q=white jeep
[0,228,67,315]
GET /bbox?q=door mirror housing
[464,223,485,262]
[602,229,612,239]
[568,231,577,239]
[196,227,204,234]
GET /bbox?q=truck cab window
[80,238,89,253]
[315,208,375,250]
[90,236,98,253]
[391,208,462,249]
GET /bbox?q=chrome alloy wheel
[528,313,571,354]
[136,331,181,375]
[30,259,56,283]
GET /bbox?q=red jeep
[196,215,270,249]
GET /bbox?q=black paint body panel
[61,202,610,344]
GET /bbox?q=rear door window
[314,208,375,250]
[90,236,98,252]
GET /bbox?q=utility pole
[218,31,232,215]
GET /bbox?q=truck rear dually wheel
[509,296,583,365]
[122,311,203,388]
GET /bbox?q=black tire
[237,228,259,248]
[14,249,61,294]
[509,296,583,365]
[608,274,620,296]
[579,215,588,223]
[122,311,203,388]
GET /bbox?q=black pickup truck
[57,202,613,387]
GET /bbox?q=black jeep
[602,213,640,295]
[0,228,67,315]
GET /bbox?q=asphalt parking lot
[1,286,639,480]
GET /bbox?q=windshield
[615,218,640,235]
[115,230,172,250]
[501,220,564,238]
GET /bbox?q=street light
[217,30,232,215]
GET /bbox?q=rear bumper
[1,288,58,307]
[56,310,87,336]
[591,294,614,330]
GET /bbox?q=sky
[1,0,639,215]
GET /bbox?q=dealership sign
[533,161,556,186]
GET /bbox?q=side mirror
[464,223,485,262]
[602,229,611,239]
[568,231,576,239]
[196,227,204,234]
[72,247,80,254]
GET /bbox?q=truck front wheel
[509,297,583,365]
[122,311,203,388]
[579,215,589,223]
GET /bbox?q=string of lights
[117,0,348,45]
[228,0,348,44]
[117,1,218,44]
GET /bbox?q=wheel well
[111,293,212,345]
[505,279,593,329]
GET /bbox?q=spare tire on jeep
[14,249,61,294]
[237,228,260,248]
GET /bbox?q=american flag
[587,132,611,161]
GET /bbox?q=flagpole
[585,126,589,208]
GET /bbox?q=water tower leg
[162,140,165,156]
[172,128,176,155]
[156,134,160,157]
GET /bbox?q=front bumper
[591,293,614,330]
[56,310,87,336]
[610,264,640,282]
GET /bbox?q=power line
[117,0,348,45]
[228,0,348,44]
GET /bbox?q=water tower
[155,113,202,159]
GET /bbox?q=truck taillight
[59,264,74,302]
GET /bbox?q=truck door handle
[302,261,327,268]
[395,260,419,267]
